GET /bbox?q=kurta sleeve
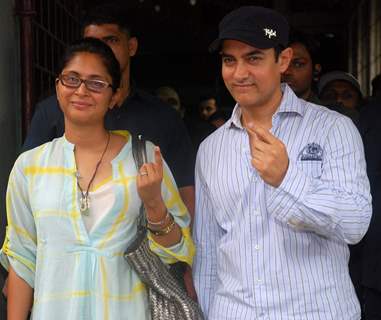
[0,154,36,288]
[145,142,195,266]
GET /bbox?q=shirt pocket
[296,160,323,178]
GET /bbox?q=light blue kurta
[1,131,195,319]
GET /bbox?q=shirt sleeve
[267,116,372,244]
[192,146,221,316]
[0,154,36,288]
[22,95,64,152]
[145,142,195,266]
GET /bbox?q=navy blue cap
[209,6,289,52]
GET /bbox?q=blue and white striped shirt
[193,84,371,320]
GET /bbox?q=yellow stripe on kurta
[162,171,187,215]
[8,224,37,243]
[24,166,76,176]
[148,227,195,266]
[107,281,146,301]
[2,246,36,272]
[91,176,113,192]
[34,210,78,219]
[6,185,36,244]
[7,180,28,209]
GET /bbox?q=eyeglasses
[57,74,113,93]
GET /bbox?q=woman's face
[56,52,118,126]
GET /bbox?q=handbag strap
[131,134,148,235]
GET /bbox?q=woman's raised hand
[136,146,165,209]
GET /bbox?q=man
[193,6,371,319]
[318,70,363,111]
[23,4,195,215]
[282,30,321,103]
[352,99,381,319]
[198,95,218,121]
[371,73,381,98]
[155,86,185,118]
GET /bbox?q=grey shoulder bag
[124,134,204,320]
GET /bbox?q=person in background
[371,73,381,99]
[350,96,381,319]
[318,70,364,124]
[1,37,194,320]
[282,30,321,103]
[207,108,231,128]
[193,6,371,319]
[155,86,185,118]
[198,95,218,121]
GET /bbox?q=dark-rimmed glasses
[57,74,113,93]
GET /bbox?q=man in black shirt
[351,100,381,319]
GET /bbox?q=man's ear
[109,88,122,109]
[278,47,293,73]
[314,64,322,76]
[128,37,138,57]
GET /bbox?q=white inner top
[80,181,116,232]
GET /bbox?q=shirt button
[253,210,260,216]
[254,244,260,250]
[257,279,262,283]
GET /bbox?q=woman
[1,38,194,319]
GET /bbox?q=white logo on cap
[264,28,277,39]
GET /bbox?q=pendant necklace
[76,132,111,215]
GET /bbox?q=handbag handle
[131,134,148,240]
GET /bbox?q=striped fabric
[0,130,194,320]
[193,84,371,320]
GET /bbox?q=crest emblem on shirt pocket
[298,143,323,161]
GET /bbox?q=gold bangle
[147,219,176,236]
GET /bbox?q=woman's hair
[57,37,121,92]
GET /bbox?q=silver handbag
[124,135,204,320]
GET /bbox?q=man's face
[282,42,314,98]
[221,40,290,111]
[83,23,137,73]
[320,80,360,109]
[199,98,217,120]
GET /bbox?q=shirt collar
[226,83,305,130]
[277,83,306,116]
